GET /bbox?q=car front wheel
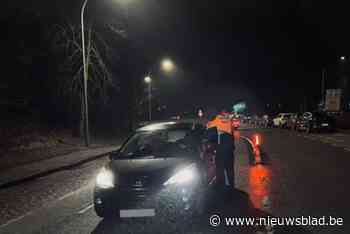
[306,125,312,134]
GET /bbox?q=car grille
[119,175,154,188]
[118,174,162,200]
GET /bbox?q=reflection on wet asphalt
[248,165,271,210]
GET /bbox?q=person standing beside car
[206,112,235,191]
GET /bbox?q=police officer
[207,111,235,191]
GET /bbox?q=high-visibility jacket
[207,115,233,135]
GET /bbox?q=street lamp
[142,58,175,122]
[80,0,131,146]
[81,0,90,146]
[340,56,346,62]
[144,76,152,121]
[161,58,175,73]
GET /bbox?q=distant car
[242,115,251,124]
[286,113,300,130]
[170,115,181,120]
[273,113,293,128]
[295,112,335,133]
[93,121,213,218]
[261,115,273,128]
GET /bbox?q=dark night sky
[124,0,349,112]
[3,0,350,114]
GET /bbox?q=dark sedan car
[93,121,214,218]
[295,112,335,133]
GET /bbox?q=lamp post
[80,0,132,145]
[144,76,152,121]
[81,0,90,146]
[142,59,175,122]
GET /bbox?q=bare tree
[50,22,120,136]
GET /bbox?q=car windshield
[119,128,199,158]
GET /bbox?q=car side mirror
[108,148,121,160]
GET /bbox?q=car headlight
[164,164,198,186]
[96,167,114,189]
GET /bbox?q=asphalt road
[0,127,349,234]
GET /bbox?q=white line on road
[0,185,89,230]
[0,211,34,229]
[77,203,93,214]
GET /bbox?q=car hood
[108,157,198,187]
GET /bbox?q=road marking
[0,211,34,229]
[58,190,79,201]
[77,203,93,214]
[0,185,89,229]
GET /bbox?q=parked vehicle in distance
[286,113,300,130]
[262,114,273,128]
[295,112,335,133]
[273,113,293,128]
[242,115,251,124]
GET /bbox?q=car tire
[94,204,114,218]
[306,125,312,134]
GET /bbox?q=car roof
[136,121,198,132]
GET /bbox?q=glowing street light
[340,56,346,61]
[161,58,175,73]
[144,76,152,84]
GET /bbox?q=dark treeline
[1,1,152,137]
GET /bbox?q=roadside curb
[336,129,350,134]
[0,146,119,190]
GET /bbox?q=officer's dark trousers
[215,133,235,190]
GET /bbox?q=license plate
[321,123,329,127]
[119,209,155,218]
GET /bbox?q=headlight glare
[164,165,197,186]
[96,167,114,189]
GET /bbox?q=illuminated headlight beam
[164,164,198,186]
[96,167,114,189]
